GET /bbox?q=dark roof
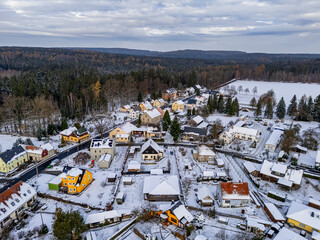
[183,127,207,136]
[187,99,197,104]
[132,105,141,111]
[0,145,26,164]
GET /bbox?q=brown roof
[0,181,23,206]
[25,145,38,150]
[220,182,249,196]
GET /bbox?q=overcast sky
[1,0,320,53]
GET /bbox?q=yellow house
[61,127,90,143]
[153,99,165,108]
[172,100,184,112]
[139,101,153,111]
[60,166,93,194]
[0,145,28,173]
[109,122,136,143]
[157,201,193,228]
[286,201,320,233]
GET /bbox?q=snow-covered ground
[223,79,320,105]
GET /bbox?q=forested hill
[0,46,320,124]
[72,47,320,61]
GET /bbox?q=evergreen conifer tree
[276,97,286,119]
[287,95,297,117]
[170,117,180,141]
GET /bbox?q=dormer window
[1,208,6,213]
[15,199,20,203]
[11,202,15,206]
[23,193,27,197]
[27,190,31,194]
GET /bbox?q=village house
[141,139,164,160]
[143,175,180,201]
[162,88,178,101]
[273,228,307,240]
[90,138,116,168]
[128,109,140,119]
[197,186,214,206]
[219,125,259,145]
[308,198,320,210]
[139,101,153,111]
[189,115,204,127]
[48,166,93,194]
[182,127,207,141]
[245,216,272,237]
[264,203,285,222]
[0,145,28,173]
[243,162,261,177]
[217,182,251,208]
[186,99,197,110]
[265,130,283,152]
[260,160,303,189]
[120,105,131,113]
[25,143,55,162]
[146,126,163,140]
[85,209,131,228]
[109,122,137,143]
[158,201,194,228]
[185,87,195,96]
[193,145,216,162]
[0,181,37,232]
[152,98,165,107]
[172,100,185,112]
[286,201,320,233]
[141,108,162,126]
[61,127,90,143]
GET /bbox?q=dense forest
[0,47,320,136]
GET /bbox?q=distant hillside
[71,47,320,61]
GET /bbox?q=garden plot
[28,171,115,207]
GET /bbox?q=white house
[0,181,37,232]
[85,209,131,227]
[265,130,283,152]
[197,186,214,206]
[217,182,250,208]
[128,109,140,119]
[141,139,163,160]
[143,175,180,201]
[219,126,259,144]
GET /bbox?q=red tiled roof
[220,182,249,196]
[0,181,23,206]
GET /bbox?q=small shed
[108,173,117,182]
[116,192,126,204]
[128,161,141,172]
[98,153,112,169]
[264,203,285,222]
[48,175,62,191]
[216,158,224,168]
[218,216,229,225]
[150,169,163,175]
[122,177,132,185]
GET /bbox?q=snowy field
[223,80,320,105]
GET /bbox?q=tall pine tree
[233,98,240,116]
[255,99,262,116]
[225,97,233,115]
[162,110,171,131]
[276,97,286,119]
[287,95,297,117]
[170,117,180,141]
[217,95,224,113]
[264,100,273,119]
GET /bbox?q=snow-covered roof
[0,181,37,223]
[123,105,131,110]
[119,122,139,134]
[67,168,83,177]
[309,197,320,207]
[0,145,27,164]
[60,127,77,136]
[293,144,308,152]
[273,227,307,240]
[312,231,320,240]
[316,150,320,164]
[284,169,303,185]
[264,203,285,221]
[150,169,163,175]
[128,161,141,170]
[48,175,62,185]
[122,177,132,182]
[203,171,214,177]
[143,175,180,196]
[271,162,287,174]
[265,130,283,147]
[220,182,250,200]
[91,138,114,149]
[277,178,293,187]
[198,145,215,156]
[192,115,204,125]
[197,186,213,201]
[172,202,193,222]
[195,235,207,240]
[141,139,163,154]
[108,173,116,178]
[141,101,153,110]
[85,209,130,225]
[145,108,161,119]
[175,100,184,105]
[286,201,320,231]
[98,153,111,163]
[216,158,224,166]
[243,161,261,173]
[216,171,227,177]
[232,126,258,136]
[42,143,54,151]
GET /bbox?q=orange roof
[0,181,23,206]
[25,145,38,150]
[220,182,249,196]
[157,108,165,117]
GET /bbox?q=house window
[89,179,91,182]
[171,218,177,223]
[225,200,230,204]
[72,178,75,180]
[27,190,31,194]
[11,202,15,206]
[64,183,67,186]
[73,188,76,192]
[73,183,75,186]
[69,183,71,185]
